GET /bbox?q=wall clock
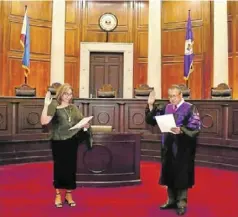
[99,13,118,32]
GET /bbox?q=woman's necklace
[64,107,72,122]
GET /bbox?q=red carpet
[0,161,237,217]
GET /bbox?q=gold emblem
[99,13,118,32]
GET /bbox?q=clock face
[99,13,118,32]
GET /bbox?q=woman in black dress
[40,83,92,208]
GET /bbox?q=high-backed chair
[177,84,191,99]
[134,84,154,99]
[47,82,62,96]
[15,84,36,97]
[211,83,232,99]
[97,84,117,98]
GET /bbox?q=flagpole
[24,5,28,85]
[186,80,188,88]
[17,4,35,97]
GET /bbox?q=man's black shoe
[176,207,186,215]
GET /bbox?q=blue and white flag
[20,8,30,77]
[184,11,194,80]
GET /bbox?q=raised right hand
[148,90,156,105]
[44,91,52,106]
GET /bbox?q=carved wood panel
[76,133,141,186]
[18,103,44,134]
[228,102,238,142]
[228,1,238,98]
[0,103,12,136]
[124,103,151,134]
[88,103,119,132]
[0,97,238,169]
[195,104,222,137]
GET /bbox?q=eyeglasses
[63,92,73,97]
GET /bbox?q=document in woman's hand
[69,116,94,130]
[155,114,176,133]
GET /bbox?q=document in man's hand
[69,116,94,130]
[155,114,176,133]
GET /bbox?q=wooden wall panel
[65,0,77,24]
[9,22,51,55]
[0,1,52,97]
[81,0,148,89]
[8,58,25,94]
[1,0,149,97]
[65,29,77,56]
[65,62,79,96]
[11,1,52,21]
[162,27,203,56]
[188,62,203,99]
[162,63,185,98]
[65,0,80,96]
[27,61,50,96]
[228,2,238,99]
[82,1,132,41]
[163,1,202,24]
[133,1,148,87]
[108,32,129,42]
[30,26,51,54]
[8,58,50,96]
[0,1,3,93]
[161,0,212,99]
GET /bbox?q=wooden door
[89,52,123,98]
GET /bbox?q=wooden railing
[0,97,238,170]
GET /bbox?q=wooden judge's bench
[0,97,238,185]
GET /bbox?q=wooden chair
[211,83,232,99]
[177,84,191,99]
[97,84,117,98]
[15,84,36,97]
[134,84,154,99]
[47,82,62,96]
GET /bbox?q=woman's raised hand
[44,91,52,106]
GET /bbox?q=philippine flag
[20,9,30,77]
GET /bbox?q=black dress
[47,102,93,190]
[51,130,92,190]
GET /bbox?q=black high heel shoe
[55,192,63,208]
[65,191,76,207]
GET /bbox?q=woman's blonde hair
[55,83,73,104]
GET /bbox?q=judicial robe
[145,101,201,189]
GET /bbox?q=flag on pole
[20,8,30,77]
[184,10,194,80]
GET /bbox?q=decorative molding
[80,42,134,98]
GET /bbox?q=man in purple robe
[145,85,201,216]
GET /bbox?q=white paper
[69,116,94,130]
[155,114,177,133]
